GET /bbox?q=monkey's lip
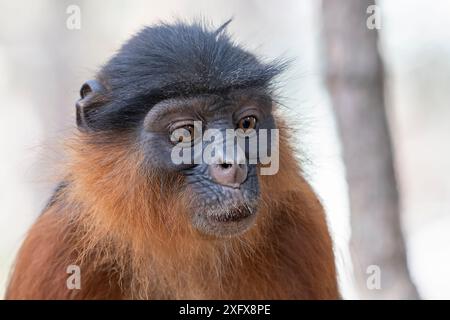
[208,205,255,223]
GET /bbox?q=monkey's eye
[170,125,195,145]
[238,116,257,132]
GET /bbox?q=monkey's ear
[76,80,105,130]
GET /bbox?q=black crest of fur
[85,20,286,132]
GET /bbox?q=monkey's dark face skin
[75,20,285,238]
[140,91,275,237]
[186,164,260,237]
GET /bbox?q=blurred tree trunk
[321,0,419,299]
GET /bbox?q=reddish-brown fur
[6,116,339,299]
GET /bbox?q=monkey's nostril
[220,163,232,169]
[210,163,248,188]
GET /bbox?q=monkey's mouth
[190,196,259,237]
[207,204,255,223]
[186,172,260,237]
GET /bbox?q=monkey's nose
[209,162,248,188]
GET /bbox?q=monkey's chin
[191,204,258,238]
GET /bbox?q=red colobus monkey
[6,20,339,299]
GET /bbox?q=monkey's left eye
[238,116,257,131]
[170,125,196,145]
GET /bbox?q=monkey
[5,20,339,300]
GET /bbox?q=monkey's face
[140,89,276,237]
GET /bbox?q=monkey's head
[74,21,285,238]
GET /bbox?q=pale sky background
[0,0,449,299]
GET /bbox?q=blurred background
[0,0,449,299]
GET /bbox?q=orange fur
[6,116,339,299]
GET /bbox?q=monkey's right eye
[170,125,196,145]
